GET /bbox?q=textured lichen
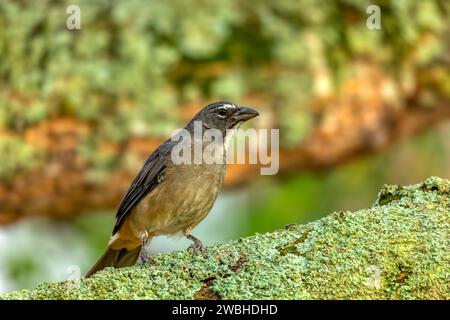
[2,177,449,300]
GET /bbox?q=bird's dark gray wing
[112,143,171,235]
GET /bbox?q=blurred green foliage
[0,137,37,182]
[0,0,448,140]
[0,0,448,180]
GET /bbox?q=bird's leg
[139,231,155,265]
[186,234,206,258]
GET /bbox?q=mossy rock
[2,177,449,300]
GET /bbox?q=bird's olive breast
[131,162,226,236]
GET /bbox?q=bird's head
[190,101,259,133]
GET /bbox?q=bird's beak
[232,106,259,123]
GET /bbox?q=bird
[85,101,259,277]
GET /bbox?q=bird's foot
[186,234,206,258]
[139,247,155,266]
[139,231,155,266]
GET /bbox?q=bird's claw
[188,242,206,258]
[139,248,155,266]
[186,234,206,258]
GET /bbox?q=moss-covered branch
[2,177,449,300]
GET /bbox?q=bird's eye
[217,108,227,117]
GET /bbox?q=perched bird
[86,101,259,277]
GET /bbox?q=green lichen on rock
[2,177,449,300]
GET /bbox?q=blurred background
[0,0,449,293]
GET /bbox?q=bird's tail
[85,245,141,278]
